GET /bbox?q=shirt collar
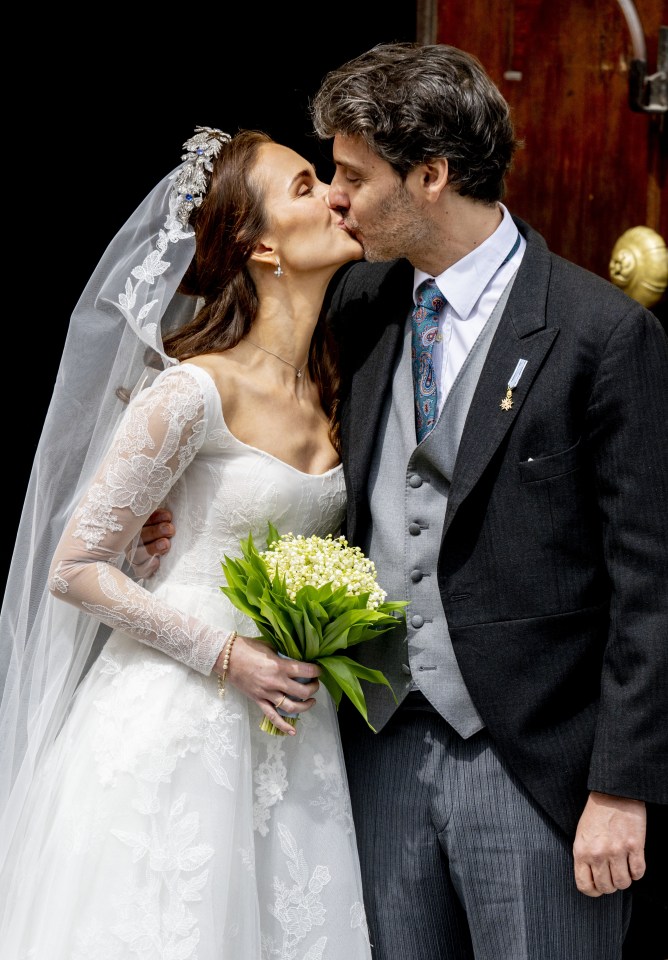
[413,204,520,321]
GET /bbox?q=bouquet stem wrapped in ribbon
[220,524,407,735]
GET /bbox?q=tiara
[172,125,231,225]
[114,125,231,363]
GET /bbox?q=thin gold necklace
[245,338,307,379]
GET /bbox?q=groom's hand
[573,791,646,896]
[129,508,175,577]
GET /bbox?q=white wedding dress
[1,363,371,960]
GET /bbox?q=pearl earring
[274,258,284,278]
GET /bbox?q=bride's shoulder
[180,353,237,385]
[179,353,243,412]
[148,361,222,418]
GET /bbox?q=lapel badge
[500,387,513,410]
[500,358,528,411]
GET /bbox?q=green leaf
[316,655,395,732]
[302,607,324,662]
[379,600,410,614]
[266,522,281,548]
[270,571,290,598]
[294,584,320,606]
[256,624,286,650]
[246,575,270,608]
[319,587,367,618]
[219,586,267,622]
[344,659,399,699]
[256,603,299,655]
[237,532,274,581]
[282,603,306,646]
[219,556,248,590]
[318,669,343,708]
[318,608,399,654]
[342,618,403,649]
[295,598,330,632]
[239,530,256,561]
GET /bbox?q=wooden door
[419,0,667,321]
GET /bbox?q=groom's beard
[347,184,432,263]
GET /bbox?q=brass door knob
[609,226,668,308]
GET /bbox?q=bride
[0,125,370,959]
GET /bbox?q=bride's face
[255,142,363,276]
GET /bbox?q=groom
[140,43,668,960]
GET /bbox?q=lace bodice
[48,363,347,675]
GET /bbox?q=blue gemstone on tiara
[172,126,231,225]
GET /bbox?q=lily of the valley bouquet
[220,523,407,735]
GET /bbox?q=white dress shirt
[412,204,526,417]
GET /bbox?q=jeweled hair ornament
[0,125,230,879]
[117,125,231,366]
[173,125,231,225]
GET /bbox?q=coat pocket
[518,439,581,483]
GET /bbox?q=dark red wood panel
[435,0,666,284]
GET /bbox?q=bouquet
[220,523,408,735]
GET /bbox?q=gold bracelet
[217,630,238,699]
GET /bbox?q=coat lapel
[339,223,559,544]
[343,262,413,507]
[442,221,559,540]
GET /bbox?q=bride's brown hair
[163,129,341,452]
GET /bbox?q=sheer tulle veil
[0,126,230,876]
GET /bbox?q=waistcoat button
[410,569,423,583]
[410,614,425,628]
[408,523,421,536]
[400,663,412,675]
[409,474,423,488]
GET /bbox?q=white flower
[259,534,387,609]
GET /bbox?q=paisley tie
[411,278,445,442]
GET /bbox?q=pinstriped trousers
[340,696,630,960]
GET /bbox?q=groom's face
[328,134,426,264]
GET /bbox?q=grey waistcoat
[358,275,517,736]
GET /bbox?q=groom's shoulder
[329,258,412,306]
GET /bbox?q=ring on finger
[275,694,287,710]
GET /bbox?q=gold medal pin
[500,387,513,411]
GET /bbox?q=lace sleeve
[47,366,229,675]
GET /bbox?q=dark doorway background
[7,6,418,587]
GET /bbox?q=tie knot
[415,279,445,315]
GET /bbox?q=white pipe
[617,0,648,61]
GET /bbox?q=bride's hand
[127,509,175,578]
[215,635,321,736]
